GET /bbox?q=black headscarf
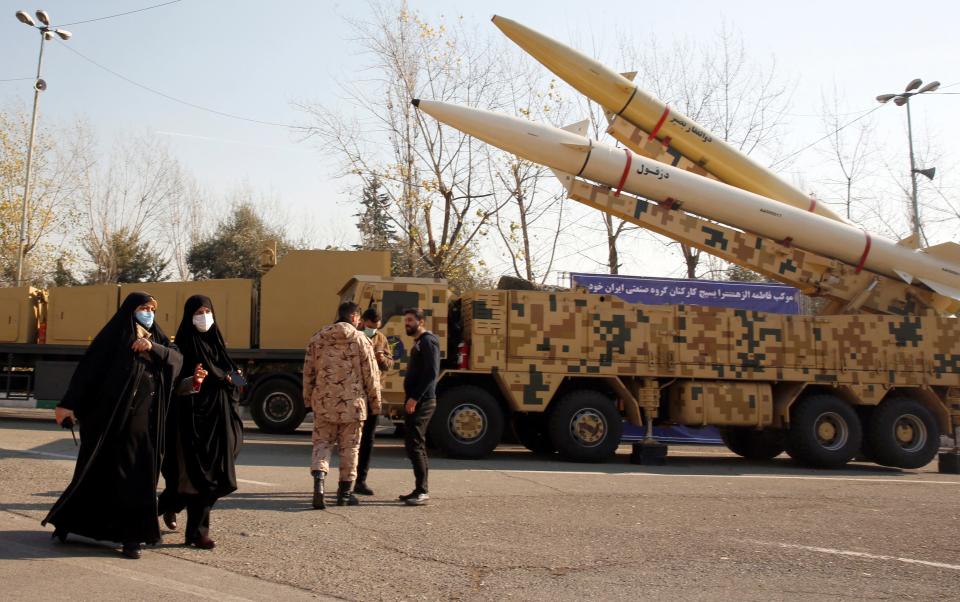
[59,291,172,422]
[173,295,236,382]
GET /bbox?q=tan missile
[491,15,845,223]
[412,98,960,300]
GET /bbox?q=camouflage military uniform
[303,322,381,480]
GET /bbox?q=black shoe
[51,529,67,544]
[404,492,430,506]
[336,481,360,506]
[398,489,423,502]
[353,481,374,496]
[162,512,178,530]
[121,543,142,559]
[186,535,216,550]
[312,470,326,510]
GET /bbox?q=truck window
[381,290,419,325]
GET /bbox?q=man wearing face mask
[353,308,395,496]
[303,302,381,508]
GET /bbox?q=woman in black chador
[43,292,184,560]
[158,295,243,550]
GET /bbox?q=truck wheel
[429,386,504,459]
[785,394,862,468]
[720,427,785,460]
[513,413,555,455]
[250,379,306,434]
[865,397,940,469]
[547,390,623,463]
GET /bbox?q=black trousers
[158,491,214,541]
[404,398,437,493]
[356,412,377,484]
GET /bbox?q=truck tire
[250,379,306,434]
[547,390,623,463]
[429,386,504,459]
[785,394,862,468]
[513,413,555,455]
[864,397,940,469]
[720,427,785,460]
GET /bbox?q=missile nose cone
[411,98,420,108]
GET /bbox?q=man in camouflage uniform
[303,302,381,509]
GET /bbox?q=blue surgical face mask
[363,327,376,338]
[135,310,155,329]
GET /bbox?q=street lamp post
[12,10,71,286]
[877,78,940,247]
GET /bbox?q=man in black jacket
[400,308,440,506]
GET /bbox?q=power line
[770,105,883,168]
[0,77,34,82]
[54,0,185,27]
[57,41,308,131]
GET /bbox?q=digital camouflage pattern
[302,321,382,423]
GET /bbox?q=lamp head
[15,10,36,26]
[905,78,923,92]
[35,10,50,26]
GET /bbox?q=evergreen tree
[187,202,291,280]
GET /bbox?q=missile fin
[560,119,590,137]
[619,71,638,82]
[550,168,575,193]
[921,241,960,265]
[893,269,915,284]
[897,233,921,249]
[917,277,960,301]
[560,142,592,152]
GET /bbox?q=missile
[490,15,845,223]
[411,98,960,300]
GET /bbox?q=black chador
[43,292,183,551]
[159,295,242,547]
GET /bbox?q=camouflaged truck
[341,275,960,469]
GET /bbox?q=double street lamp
[12,9,72,286]
[876,78,939,246]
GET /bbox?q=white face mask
[193,313,215,333]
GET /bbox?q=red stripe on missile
[614,148,632,197]
[855,231,872,274]
[648,106,670,140]
[808,197,817,213]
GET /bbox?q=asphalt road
[2,411,959,601]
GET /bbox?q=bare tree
[818,87,876,221]
[301,2,521,291]
[80,132,188,283]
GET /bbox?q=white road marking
[759,541,960,571]
[466,468,960,485]
[236,478,276,487]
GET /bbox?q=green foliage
[187,202,291,280]
[85,228,169,284]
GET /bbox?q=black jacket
[404,331,440,402]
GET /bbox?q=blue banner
[570,273,800,314]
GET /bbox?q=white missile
[411,99,960,300]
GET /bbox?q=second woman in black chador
[43,292,183,560]
[159,295,243,549]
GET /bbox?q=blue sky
[2,0,958,278]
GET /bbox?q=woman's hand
[55,406,76,426]
[194,364,208,382]
[131,338,152,353]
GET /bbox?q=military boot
[311,470,326,509]
[336,481,360,506]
